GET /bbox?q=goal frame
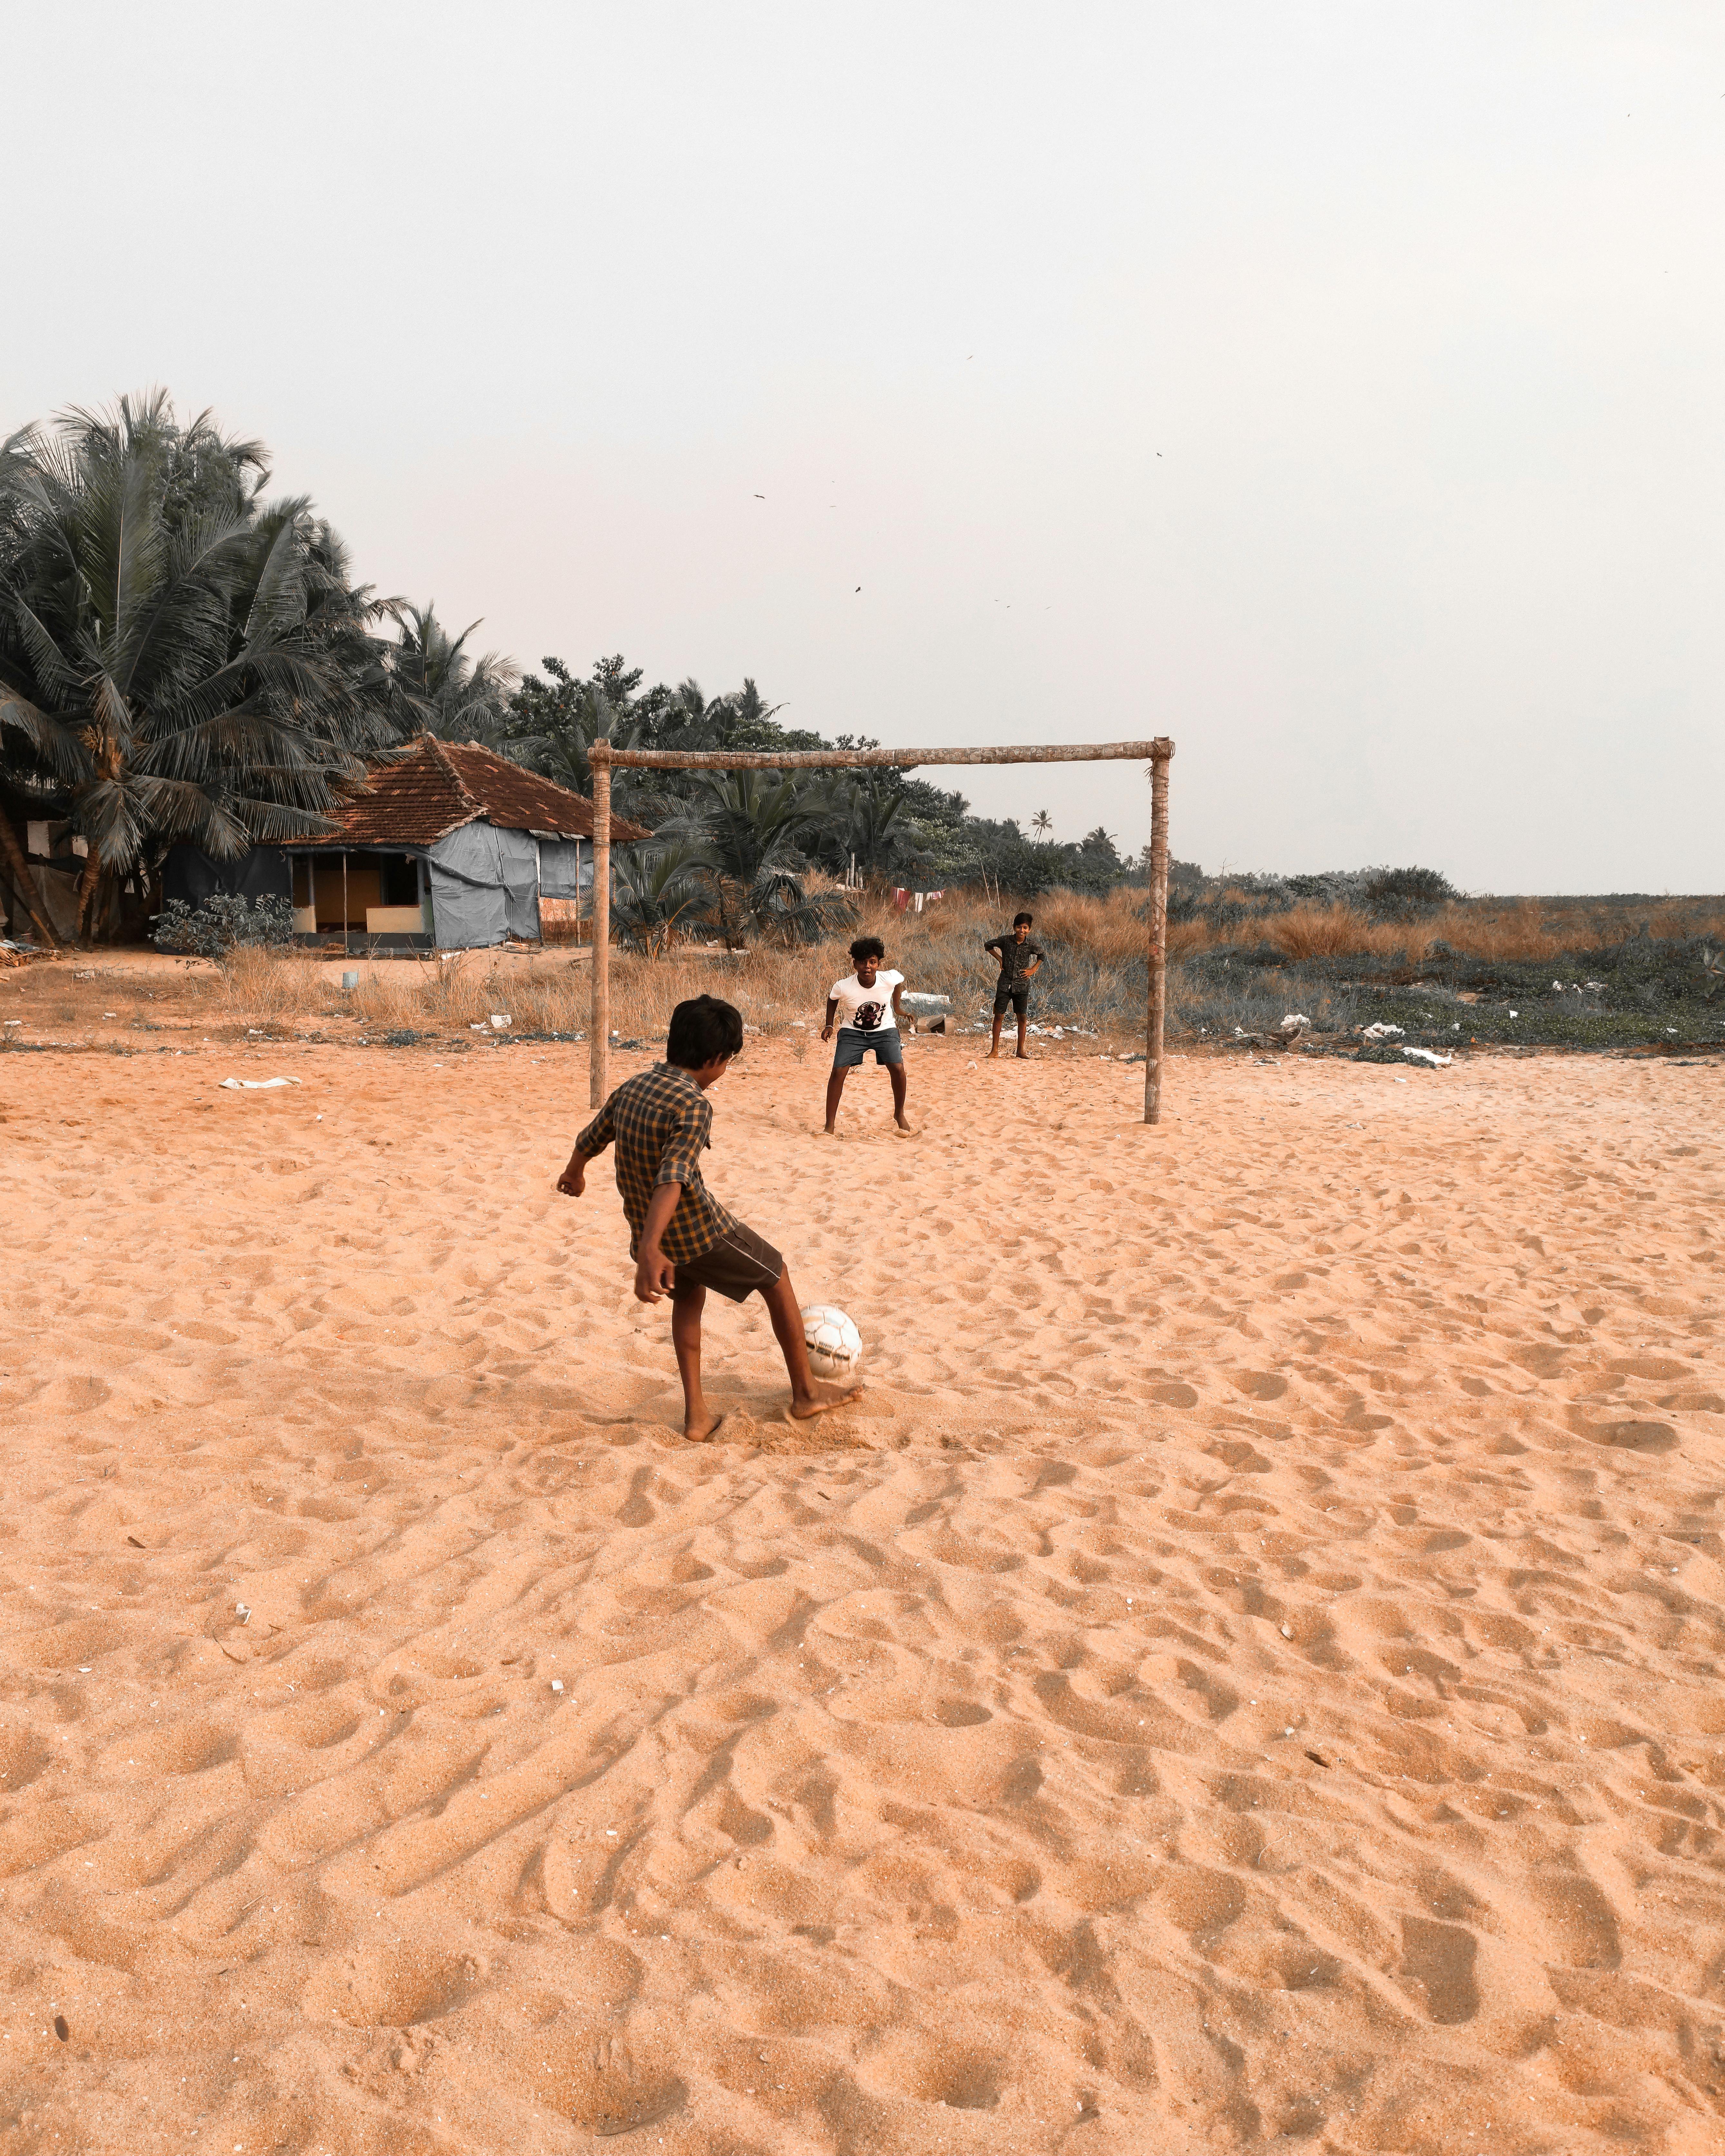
[585,736,1174,1123]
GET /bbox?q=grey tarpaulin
[495,827,541,941]
[427,824,506,949]
[536,838,589,901]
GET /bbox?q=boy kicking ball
[558,994,861,1442]
[822,935,914,1136]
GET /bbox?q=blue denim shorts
[832,1026,903,1070]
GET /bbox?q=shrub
[1363,867,1457,923]
[153,894,296,957]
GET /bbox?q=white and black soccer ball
[801,1302,862,1380]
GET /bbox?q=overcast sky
[7,3,1721,890]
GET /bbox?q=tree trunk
[0,813,61,947]
[74,842,103,948]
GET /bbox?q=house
[163,735,652,951]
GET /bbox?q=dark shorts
[673,1221,784,1303]
[993,982,1030,1017]
[832,1026,904,1070]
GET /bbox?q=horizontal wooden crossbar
[592,739,1173,771]
[585,733,1175,1125]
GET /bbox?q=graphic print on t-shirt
[853,1000,886,1031]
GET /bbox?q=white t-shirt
[831,970,903,1033]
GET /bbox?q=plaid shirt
[576,1063,736,1264]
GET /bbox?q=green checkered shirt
[576,1063,736,1263]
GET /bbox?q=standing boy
[558,994,861,1441]
[822,934,914,1135]
[985,912,1044,1058]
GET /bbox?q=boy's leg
[888,1058,914,1131]
[989,1006,1005,1057]
[1015,1007,1030,1058]
[762,1266,862,1419]
[671,1280,723,1442]
[824,1064,848,1132]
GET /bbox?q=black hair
[849,935,886,963]
[666,995,744,1069]
[1013,911,1034,928]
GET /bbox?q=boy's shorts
[832,1027,904,1070]
[673,1221,784,1303]
[993,982,1030,1017]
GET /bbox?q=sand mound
[1,1036,1721,2152]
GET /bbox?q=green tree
[503,655,666,820]
[669,770,851,947]
[612,838,709,957]
[0,392,400,943]
[387,603,518,743]
[806,770,906,880]
[1031,810,1053,842]
[502,658,821,827]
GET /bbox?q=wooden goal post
[586,737,1174,1123]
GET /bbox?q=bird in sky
[855,586,862,593]
[754,493,765,499]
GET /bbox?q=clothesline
[892,888,945,913]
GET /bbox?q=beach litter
[1361,1021,1404,1041]
[489,1014,511,1030]
[218,1077,301,1090]
[1278,1013,1312,1039]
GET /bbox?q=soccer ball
[801,1303,862,1380]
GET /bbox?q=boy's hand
[557,1154,587,1197]
[820,1023,834,1041]
[634,1245,676,1301]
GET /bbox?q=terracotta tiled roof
[297,736,651,848]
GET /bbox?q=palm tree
[612,839,708,957]
[0,392,400,944]
[669,770,851,948]
[806,771,906,881]
[388,603,519,744]
[1031,810,1054,843]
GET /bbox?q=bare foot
[787,1379,863,1422]
[822,1123,838,1135]
[1015,1050,1031,1060]
[986,1049,1000,1060]
[684,1411,726,1443]
[894,1119,917,1136]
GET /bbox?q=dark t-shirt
[986,932,1044,985]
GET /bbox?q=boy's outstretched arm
[820,993,839,1041]
[557,1099,615,1195]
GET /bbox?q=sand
[1,1031,1722,2154]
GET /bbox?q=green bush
[153,894,296,958]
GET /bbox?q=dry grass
[1262,906,1405,961]
[214,946,325,1021]
[170,885,1725,1052]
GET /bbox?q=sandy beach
[2,1033,1722,2153]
